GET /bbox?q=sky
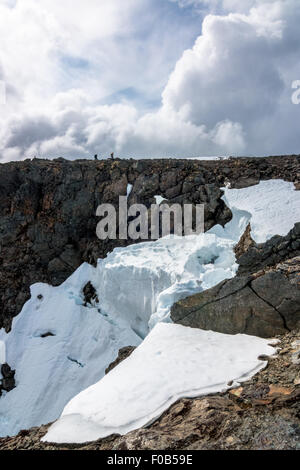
[0,0,300,161]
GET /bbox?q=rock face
[0,155,299,331]
[234,223,255,258]
[82,282,99,307]
[171,255,300,338]
[105,346,136,375]
[0,363,16,396]
[237,222,300,275]
[1,330,299,450]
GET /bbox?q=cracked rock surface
[171,255,300,338]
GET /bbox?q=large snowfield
[43,324,277,444]
[0,179,300,441]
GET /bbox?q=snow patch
[43,323,277,444]
[223,180,300,243]
[154,195,167,205]
[126,184,133,198]
[187,156,230,161]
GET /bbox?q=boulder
[105,346,136,375]
[0,363,16,394]
[82,282,99,306]
[237,223,300,275]
[171,257,300,338]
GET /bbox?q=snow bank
[43,323,277,444]
[223,180,300,243]
[0,179,299,438]
[0,264,140,436]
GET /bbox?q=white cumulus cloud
[0,0,300,160]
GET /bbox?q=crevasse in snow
[0,179,299,438]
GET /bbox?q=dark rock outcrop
[105,346,136,375]
[234,223,255,258]
[82,282,99,306]
[237,223,300,275]
[171,256,300,338]
[0,363,16,396]
[0,154,299,331]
